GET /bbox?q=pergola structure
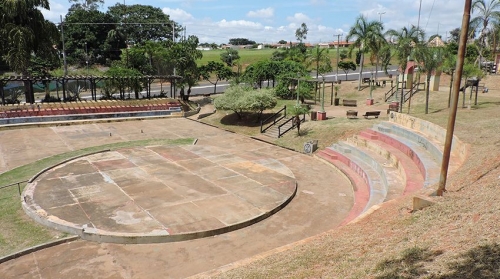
[0,75,182,105]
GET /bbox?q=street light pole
[378,11,386,22]
[321,76,325,112]
[85,42,89,76]
[377,12,385,82]
[334,34,342,82]
[296,73,300,104]
[60,15,68,76]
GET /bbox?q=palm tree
[346,15,384,91]
[414,45,444,114]
[305,46,332,104]
[0,0,59,103]
[471,0,500,66]
[385,25,424,108]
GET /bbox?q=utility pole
[60,15,68,76]
[173,22,177,76]
[377,12,385,82]
[378,11,386,22]
[417,0,423,30]
[334,34,342,82]
[438,0,472,196]
[85,42,89,76]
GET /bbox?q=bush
[214,84,277,119]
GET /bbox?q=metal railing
[384,85,397,102]
[0,180,28,196]
[277,113,305,138]
[403,82,420,103]
[260,106,286,133]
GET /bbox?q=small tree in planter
[288,104,310,136]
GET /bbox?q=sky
[43,0,470,45]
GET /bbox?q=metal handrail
[0,180,28,196]
[384,85,397,102]
[403,82,419,103]
[260,106,286,133]
[278,113,305,138]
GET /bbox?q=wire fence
[0,180,28,196]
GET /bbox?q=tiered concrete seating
[317,112,468,219]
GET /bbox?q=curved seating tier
[316,112,468,220]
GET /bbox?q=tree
[471,0,500,65]
[107,4,177,46]
[270,50,286,61]
[0,0,60,103]
[449,28,461,42]
[295,23,308,43]
[346,15,384,90]
[278,40,288,44]
[228,38,256,45]
[199,61,233,94]
[338,61,357,80]
[28,56,60,101]
[288,104,309,136]
[414,45,444,114]
[305,46,332,102]
[213,85,277,120]
[386,25,424,106]
[461,63,484,108]
[220,49,240,67]
[170,35,203,100]
[116,46,152,74]
[64,9,117,65]
[277,61,310,100]
[69,0,104,11]
[306,46,332,81]
[105,66,143,99]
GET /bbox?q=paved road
[73,68,399,100]
[0,118,354,278]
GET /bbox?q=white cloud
[162,8,194,22]
[287,13,311,24]
[217,19,262,29]
[247,7,274,19]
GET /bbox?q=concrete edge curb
[0,236,79,264]
[77,181,297,244]
[28,149,111,183]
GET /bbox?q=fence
[0,180,28,196]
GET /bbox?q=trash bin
[310,110,317,121]
[334,98,340,106]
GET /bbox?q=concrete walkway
[0,118,354,278]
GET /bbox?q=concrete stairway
[263,118,294,138]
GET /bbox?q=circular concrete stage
[23,144,297,244]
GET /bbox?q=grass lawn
[197,48,276,68]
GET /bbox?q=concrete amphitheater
[0,105,467,278]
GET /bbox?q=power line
[424,0,437,32]
[60,22,173,25]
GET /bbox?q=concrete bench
[346,110,358,119]
[343,99,357,107]
[363,111,381,119]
